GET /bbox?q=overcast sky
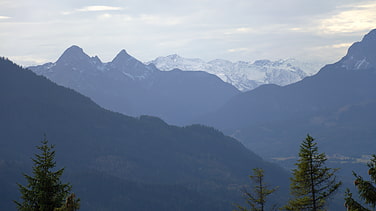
[1,0,376,66]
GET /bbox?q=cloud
[139,14,182,26]
[97,13,112,19]
[0,16,11,20]
[9,55,50,66]
[312,42,353,50]
[319,2,376,34]
[1,0,375,67]
[62,5,124,15]
[77,5,123,12]
[331,43,353,48]
[224,27,254,35]
[227,48,250,53]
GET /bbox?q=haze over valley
[1,1,376,210]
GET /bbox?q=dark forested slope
[0,58,288,210]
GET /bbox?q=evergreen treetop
[284,134,341,211]
[235,168,278,211]
[345,155,376,210]
[14,136,78,211]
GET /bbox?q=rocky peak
[109,49,154,78]
[111,49,136,65]
[339,29,376,70]
[56,45,90,65]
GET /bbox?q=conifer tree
[344,155,376,211]
[14,136,79,211]
[235,168,278,211]
[55,193,80,211]
[284,134,341,210]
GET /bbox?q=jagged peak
[111,49,134,63]
[361,28,376,42]
[153,54,205,64]
[253,59,272,66]
[61,45,85,56]
[338,28,376,70]
[56,45,90,64]
[90,55,102,65]
[109,49,153,77]
[167,54,182,60]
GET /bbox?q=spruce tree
[235,168,278,211]
[14,136,79,211]
[284,134,341,210]
[55,193,80,211]
[344,155,376,210]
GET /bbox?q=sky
[1,0,376,67]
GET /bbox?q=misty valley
[1,29,376,210]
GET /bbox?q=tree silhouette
[235,168,278,211]
[345,155,376,211]
[284,134,341,210]
[14,136,79,211]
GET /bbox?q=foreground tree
[344,155,376,211]
[14,136,79,211]
[235,168,278,211]
[284,134,341,210]
[55,193,80,211]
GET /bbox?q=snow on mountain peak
[166,54,182,62]
[148,55,320,91]
[338,29,376,71]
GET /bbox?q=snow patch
[122,71,135,80]
[148,56,319,91]
[355,58,369,70]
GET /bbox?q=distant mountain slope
[198,29,376,162]
[0,57,288,210]
[148,55,321,91]
[29,47,240,125]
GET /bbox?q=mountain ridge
[28,47,240,125]
[337,29,376,70]
[196,29,376,162]
[148,55,321,91]
[0,57,289,210]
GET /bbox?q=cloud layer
[0,0,375,66]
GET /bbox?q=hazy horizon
[1,0,376,66]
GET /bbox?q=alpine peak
[339,29,376,70]
[111,49,133,63]
[56,45,90,64]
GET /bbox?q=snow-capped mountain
[29,46,239,125]
[148,55,321,91]
[338,29,376,71]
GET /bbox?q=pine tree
[54,193,80,211]
[284,134,341,210]
[14,136,79,211]
[235,168,278,211]
[344,155,376,211]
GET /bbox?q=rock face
[29,46,240,125]
[148,55,321,91]
[338,29,376,70]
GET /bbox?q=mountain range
[5,26,376,210]
[29,47,240,125]
[27,30,376,173]
[0,57,289,210]
[198,29,376,169]
[148,55,321,91]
